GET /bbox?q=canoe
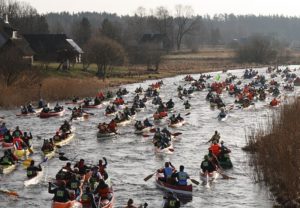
[155,173,192,195]
[65,100,84,105]
[14,146,33,159]
[134,127,151,134]
[169,120,185,128]
[2,142,14,150]
[16,112,38,117]
[97,187,115,208]
[51,200,82,208]
[40,109,65,118]
[0,164,16,174]
[97,131,117,138]
[82,104,102,109]
[24,168,44,186]
[199,171,219,183]
[155,143,174,154]
[72,114,89,121]
[54,133,75,147]
[116,119,131,126]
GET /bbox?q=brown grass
[245,99,300,207]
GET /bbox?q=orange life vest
[210,144,220,156]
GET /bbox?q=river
[2,66,299,208]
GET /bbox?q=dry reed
[245,99,300,207]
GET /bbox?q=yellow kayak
[14,146,33,159]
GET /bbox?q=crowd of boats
[1,66,300,207]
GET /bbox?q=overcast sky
[23,0,300,16]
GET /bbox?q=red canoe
[39,109,65,118]
[155,173,192,195]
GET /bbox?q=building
[23,34,83,69]
[0,15,34,64]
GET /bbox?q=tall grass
[245,99,300,206]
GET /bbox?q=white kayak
[97,131,118,138]
[134,127,151,134]
[54,133,75,147]
[169,120,185,128]
[24,169,44,186]
[155,143,174,154]
[43,149,56,160]
[0,164,16,174]
[199,171,219,184]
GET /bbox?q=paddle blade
[55,145,62,148]
[0,189,19,197]
[22,158,33,167]
[190,178,200,185]
[58,155,69,161]
[172,132,182,137]
[169,148,174,152]
[185,112,191,116]
[142,134,150,138]
[144,173,155,181]
[150,128,156,133]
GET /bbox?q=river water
[1,66,299,208]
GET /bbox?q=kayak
[134,127,151,134]
[199,171,219,183]
[155,173,192,195]
[155,143,174,154]
[51,200,82,208]
[24,168,44,186]
[43,148,56,160]
[14,146,33,159]
[218,114,228,121]
[97,187,115,208]
[169,120,185,128]
[65,100,84,105]
[72,114,89,121]
[97,131,117,139]
[40,109,65,118]
[54,133,75,147]
[0,164,16,174]
[219,154,233,169]
[82,104,102,109]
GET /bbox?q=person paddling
[27,160,42,178]
[81,186,97,208]
[48,181,70,203]
[201,155,216,174]
[125,198,148,208]
[207,131,220,143]
[98,157,108,180]
[0,150,18,165]
[173,165,190,186]
[163,192,180,208]
[157,162,176,184]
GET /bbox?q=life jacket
[69,180,79,190]
[164,167,173,179]
[55,188,67,200]
[210,144,220,156]
[13,137,23,150]
[167,198,178,208]
[0,156,12,165]
[177,172,188,185]
[27,166,37,178]
[81,193,91,205]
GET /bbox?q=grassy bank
[0,48,297,108]
[244,99,300,207]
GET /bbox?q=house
[23,34,84,69]
[140,33,170,51]
[0,15,34,64]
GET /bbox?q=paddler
[184,100,191,109]
[201,155,216,173]
[143,118,153,127]
[207,131,220,143]
[22,132,32,147]
[166,99,174,109]
[74,159,89,175]
[98,157,108,180]
[108,119,117,133]
[0,149,18,165]
[163,192,180,208]
[157,162,176,184]
[173,165,190,186]
[67,173,81,197]
[125,199,148,208]
[81,186,97,208]
[209,141,221,157]
[12,126,23,137]
[48,181,71,203]
[27,160,42,178]
[0,122,8,135]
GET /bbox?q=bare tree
[0,47,40,87]
[174,5,200,50]
[85,36,126,80]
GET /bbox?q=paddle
[185,112,191,116]
[23,142,33,154]
[0,189,19,197]
[171,132,182,137]
[67,107,94,116]
[58,154,79,162]
[144,171,157,181]
[216,169,236,180]
[190,178,200,185]
[142,134,151,137]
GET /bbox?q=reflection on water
[2,66,299,207]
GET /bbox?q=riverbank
[1,48,299,108]
[244,98,300,207]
